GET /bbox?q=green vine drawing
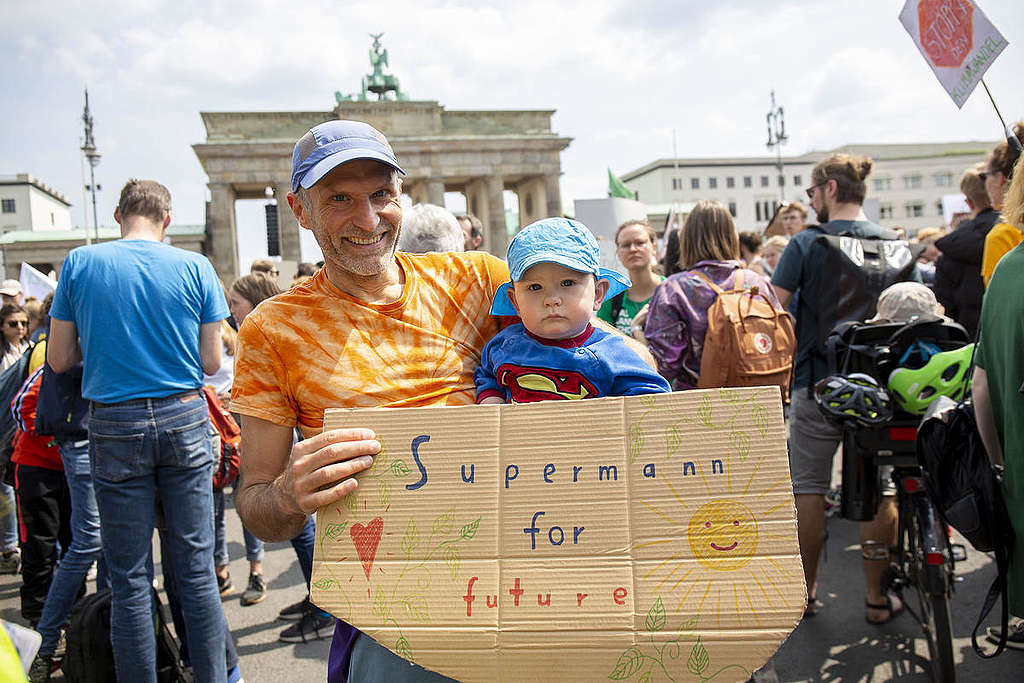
[607,597,750,682]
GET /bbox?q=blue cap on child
[490,217,631,316]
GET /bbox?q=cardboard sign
[313,388,805,682]
[899,0,1009,109]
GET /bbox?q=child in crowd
[475,218,670,404]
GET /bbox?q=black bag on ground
[917,395,1014,658]
[63,587,194,683]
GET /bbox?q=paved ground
[2,489,1020,681]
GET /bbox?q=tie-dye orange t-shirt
[231,251,510,437]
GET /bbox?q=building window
[760,176,769,188]
[880,204,894,219]
[708,177,718,189]
[905,202,924,217]
[937,200,944,215]
[793,174,802,187]
[671,177,680,190]
[873,177,892,191]
[0,199,14,214]
[691,178,700,190]
[777,175,785,188]
[904,175,922,189]
[726,177,735,189]
[728,201,737,217]
[756,203,762,222]
[743,176,752,188]
[934,172,953,187]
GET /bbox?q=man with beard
[230,120,509,681]
[771,153,912,625]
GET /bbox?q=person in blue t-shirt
[771,154,912,626]
[475,217,669,404]
[47,180,231,683]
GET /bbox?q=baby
[475,217,670,404]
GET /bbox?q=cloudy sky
[4,0,1022,265]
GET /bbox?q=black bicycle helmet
[814,373,893,428]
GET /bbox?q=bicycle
[815,317,971,683]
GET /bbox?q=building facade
[0,174,73,234]
[620,141,994,234]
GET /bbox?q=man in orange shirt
[232,121,509,680]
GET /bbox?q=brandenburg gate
[193,100,572,280]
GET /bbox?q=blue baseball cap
[490,217,631,315]
[291,120,406,193]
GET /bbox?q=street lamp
[766,90,787,203]
[81,89,101,244]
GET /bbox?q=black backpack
[806,226,920,382]
[0,345,32,486]
[917,395,1015,658]
[34,362,89,441]
[64,588,194,683]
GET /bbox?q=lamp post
[81,89,101,244]
[766,90,787,203]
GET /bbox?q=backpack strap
[609,291,626,325]
[972,538,1010,657]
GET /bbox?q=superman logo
[496,365,600,403]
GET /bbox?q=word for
[523,511,584,550]
[463,577,628,617]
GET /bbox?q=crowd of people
[0,115,1021,683]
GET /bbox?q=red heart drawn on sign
[350,517,384,580]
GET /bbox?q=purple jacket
[644,260,781,390]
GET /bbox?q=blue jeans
[90,391,225,683]
[292,516,315,586]
[213,488,228,568]
[242,524,264,563]
[0,480,17,551]
[35,440,106,655]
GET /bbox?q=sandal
[865,593,903,624]
[803,596,822,618]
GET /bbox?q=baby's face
[509,262,608,340]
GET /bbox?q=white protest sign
[899,0,1008,109]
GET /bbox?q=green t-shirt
[975,241,1024,614]
[596,279,663,335]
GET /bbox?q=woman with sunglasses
[980,122,1024,286]
[0,304,30,371]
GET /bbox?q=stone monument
[193,36,572,280]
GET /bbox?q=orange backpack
[695,269,796,399]
[202,386,241,490]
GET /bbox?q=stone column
[206,183,238,282]
[544,173,563,218]
[426,178,445,206]
[515,177,548,228]
[486,175,507,256]
[464,178,489,253]
[405,181,429,206]
[275,181,302,263]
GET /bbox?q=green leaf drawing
[459,517,481,540]
[390,459,411,477]
[719,387,743,404]
[371,436,389,473]
[752,404,769,439]
[342,493,357,514]
[324,521,348,540]
[312,577,335,591]
[681,613,699,630]
[402,595,431,623]
[608,647,644,680]
[645,597,666,632]
[432,505,456,535]
[395,636,413,661]
[401,518,419,555]
[443,545,461,581]
[639,395,658,409]
[697,395,714,426]
[729,430,751,461]
[637,673,652,683]
[378,480,391,508]
[664,425,682,459]
[686,636,709,677]
[371,586,389,619]
[628,423,645,464]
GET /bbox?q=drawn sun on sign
[637,442,797,630]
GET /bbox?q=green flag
[607,168,635,199]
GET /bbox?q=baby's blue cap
[490,217,631,316]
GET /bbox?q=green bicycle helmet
[814,373,893,428]
[887,343,974,415]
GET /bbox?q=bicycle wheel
[910,500,955,682]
